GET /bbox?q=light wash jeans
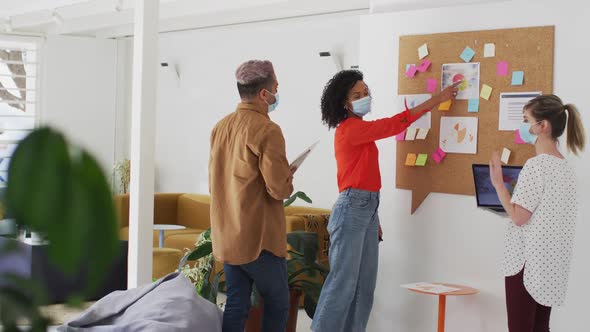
[311,188,380,332]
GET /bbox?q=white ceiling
[0,0,370,38]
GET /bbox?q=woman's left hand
[489,151,504,190]
[378,225,383,242]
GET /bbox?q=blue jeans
[222,250,289,332]
[311,188,380,332]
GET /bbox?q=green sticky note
[416,154,428,166]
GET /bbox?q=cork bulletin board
[396,26,554,214]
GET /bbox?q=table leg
[438,295,446,332]
[159,230,164,248]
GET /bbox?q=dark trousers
[505,267,552,332]
[222,250,289,332]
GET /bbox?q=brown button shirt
[209,102,294,265]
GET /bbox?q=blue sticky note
[460,47,475,62]
[511,71,524,85]
[468,98,479,113]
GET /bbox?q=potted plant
[112,158,131,194]
[1,127,120,331]
[178,191,329,332]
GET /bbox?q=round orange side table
[406,283,478,332]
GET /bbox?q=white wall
[360,0,590,331]
[42,35,118,172]
[133,13,361,209]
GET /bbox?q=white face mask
[519,120,542,144]
[264,90,279,113]
[350,96,372,116]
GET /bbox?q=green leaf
[251,285,261,308]
[283,191,312,207]
[300,281,323,319]
[303,293,318,319]
[287,250,304,259]
[287,231,318,264]
[208,270,224,304]
[6,128,71,233]
[72,151,120,295]
[288,267,324,283]
[187,241,213,261]
[4,127,120,303]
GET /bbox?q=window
[0,39,38,186]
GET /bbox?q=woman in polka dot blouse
[489,94,586,332]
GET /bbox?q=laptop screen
[472,164,523,209]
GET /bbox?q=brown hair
[525,94,586,155]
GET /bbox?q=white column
[128,0,159,288]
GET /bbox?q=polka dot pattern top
[502,154,578,307]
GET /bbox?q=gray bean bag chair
[58,272,222,332]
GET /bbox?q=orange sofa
[115,193,331,279]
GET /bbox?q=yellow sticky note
[439,100,452,111]
[480,84,493,100]
[415,154,428,166]
[405,153,417,166]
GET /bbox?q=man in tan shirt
[209,60,294,332]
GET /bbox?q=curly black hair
[320,70,364,129]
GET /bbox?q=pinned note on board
[511,71,524,85]
[432,147,447,164]
[405,127,418,140]
[405,65,418,78]
[460,46,475,62]
[497,61,509,76]
[501,148,511,164]
[515,130,526,144]
[484,43,495,57]
[415,154,428,166]
[405,153,417,166]
[480,84,493,100]
[427,79,437,93]
[416,128,429,140]
[468,98,479,113]
[438,99,452,111]
[396,130,406,141]
[417,59,432,72]
[418,43,429,59]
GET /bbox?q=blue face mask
[265,91,279,113]
[351,96,372,117]
[519,121,540,144]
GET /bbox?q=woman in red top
[311,70,459,332]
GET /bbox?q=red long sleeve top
[335,109,428,192]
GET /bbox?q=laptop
[472,164,523,213]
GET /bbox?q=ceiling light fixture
[52,10,64,25]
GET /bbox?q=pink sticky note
[515,129,526,144]
[427,79,437,93]
[417,60,432,73]
[497,61,509,76]
[396,130,406,141]
[432,147,447,164]
[405,65,418,78]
